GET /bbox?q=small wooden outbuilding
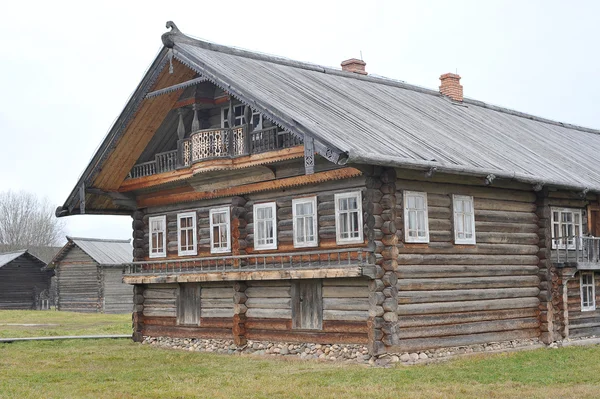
[48,237,133,314]
[0,250,53,310]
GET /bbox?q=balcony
[552,236,600,270]
[129,126,303,179]
[122,248,376,284]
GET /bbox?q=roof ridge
[67,236,131,243]
[165,22,600,136]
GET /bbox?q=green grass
[1,339,600,398]
[1,311,600,398]
[0,310,131,338]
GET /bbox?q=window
[551,208,583,249]
[334,191,363,245]
[254,202,277,250]
[404,191,429,243]
[222,105,263,130]
[453,195,476,244]
[293,197,318,248]
[581,272,596,311]
[210,207,231,253]
[149,215,166,258]
[177,212,197,256]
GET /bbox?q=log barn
[48,237,133,313]
[56,22,600,355]
[0,250,53,310]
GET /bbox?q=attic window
[222,105,263,130]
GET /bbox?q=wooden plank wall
[245,279,369,344]
[141,282,233,339]
[56,247,101,313]
[0,255,52,309]
[566,272,600,338]
[395,177,541,352]
[101,268,133,314]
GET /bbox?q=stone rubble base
[141,336,544,366]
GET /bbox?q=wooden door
[588,205,600,236]
[177,283,201,326]
[291,280,323,330]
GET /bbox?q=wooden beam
[136,167,363,208]
[304,135,315,175]
[119,146,305,192]
[123,266,366,284]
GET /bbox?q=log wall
[56,247,101,313]
[101,267,133,314]
[0,254,52,310]
[566,271,600,338]
[394,176,542,352]
[139,282,234,339]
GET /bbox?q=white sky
[1,0,599,244]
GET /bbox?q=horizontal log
[323,298,370,311]
[245,329,367,345]
[397,297,540,315]
[397,317,539,339]
[246,297,291,309]
[201,298,234,308]
[397,254,539,265]
[322,286,369,298]
[474,198,537,213]
[201,308,234,318]
[398,287,540,304]
[143,309,177,317]
[246,287,291,298]
[201,287,233,299]
[398,243,539,255]
[397,276,540,291]
[475,232,539,245]
[323,310,369,321]
[246,308,291,319]
[396,265,540,278]
[570,326,600,338]
[245,318,290,331]
[322,278,369,287]
[397,308,539,328]
[143,325,233,340]
[475,221,539,234]
[390,328,539,352]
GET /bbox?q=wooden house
[48,237,133,313]
[0,250,53,310]
[55,22,600,355]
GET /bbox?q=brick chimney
[341,58,367,75]
[439,73,463,102]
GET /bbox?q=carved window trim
[149,215,167,258]
[292,196,318,248]
[404,191,430,243]
[254,202,277,250]
[334,191,363,245]
[210,207,231,254]
[453,195,476,245]
[177,212,198,256]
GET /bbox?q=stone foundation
[141,336,542,366]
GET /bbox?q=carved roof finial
[162,21,181,48]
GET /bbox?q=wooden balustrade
[128,127,303,179]
[553,236,600,266]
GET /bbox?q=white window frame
[334,191,364,245]
[292,196,318,248]
[580,272,596,312]
[254,202,277,250]
[149,215,167,258]
[177,212,197,256]
[452,195,476,245]
[221,104,263,130]
[551,207,583,249]
[210,207,231,254]
[404,191,430,243]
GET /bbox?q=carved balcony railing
[128,127,303,179]
[123,248,373,277]
[553,236,600,269]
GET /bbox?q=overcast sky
[1,0,599,244]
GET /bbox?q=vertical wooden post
[177,108,186,140]
[304,135,315,175]
[227,98,234,156]
[244,105,252,155]
[191,103,200,132]
[79,183,86,215]
[132,285,145,342]
[233,282,248,346]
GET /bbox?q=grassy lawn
[1,311,600,398]
[0,310,131,338]
[1,338,600,398]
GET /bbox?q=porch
[129,126,303,179]
[122,248,376,284]
[552,236,600,270]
